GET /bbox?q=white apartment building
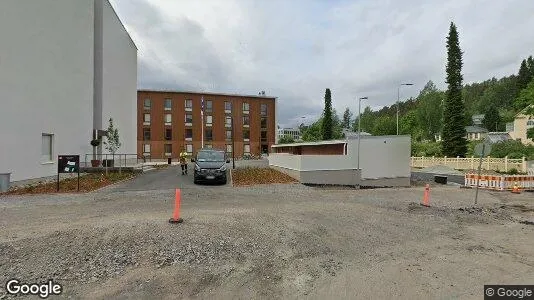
[0,0,137,182]
[277,128,301,141]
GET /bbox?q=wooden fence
[410,156,528,172]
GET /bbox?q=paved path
[107,164,229,192]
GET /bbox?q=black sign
[58,155,80,173]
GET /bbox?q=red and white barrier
[464,173,534,191]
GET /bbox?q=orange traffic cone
[511,182,521,194]
[421,184,430,207]
[169,189,184,223]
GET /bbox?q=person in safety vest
[179,148,188,175]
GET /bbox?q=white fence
[411,156,528,172]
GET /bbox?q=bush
[508,168,519,175]
[490,140,534,159]
[411,141,442,157]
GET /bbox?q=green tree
[527,127,534,141]
[352,106,375,133]
[302,118,322,142]
[527,56,534,78]
[342,108,353,129]
[515,78,534,110]
[481,105,501,132]
[517,59,532,91]
[278,135,295,144]
[104,118,121,155]
[321,88,333,140]
[372,115,396,135]
[442,22,468,157]
[416,81,444,140]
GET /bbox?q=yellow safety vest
[179,152,188,161]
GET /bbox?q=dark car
[192,149,230,184]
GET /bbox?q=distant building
[465,126,488,141]
[342,128,371,139]
[507,104,534,145]
[486,132,512,144]
[277,128,301,141]
[472,114,485,126]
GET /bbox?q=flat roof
[271,135,411,147]
[138,89,277,100]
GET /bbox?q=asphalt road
[106,164,229,192]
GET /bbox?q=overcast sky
[110,0,534,127]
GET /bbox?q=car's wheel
[221,176,227,185]
[193,178,199,184]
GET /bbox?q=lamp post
[358,97,368,175]
[397,83,414,135]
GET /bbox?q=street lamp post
[358,97,368,176]
[397,83,414,135]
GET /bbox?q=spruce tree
[527,56,534,78]
[342,108,352,129]
[482,105,501,132]
[518,59,531,91]
[442,22,468,157]
[321,88,333,140]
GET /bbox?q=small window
[225,101,232,111]
[185,114,193,123]
[244,144,250,154]
[144,113,150,124]
[206,100,213,112]
[261,104,267,116]
[261,131,267,141]
[527,120,534,126]
[165,128,172,140]
[185,99,193,108]
[226,144,233,153]
[243,102,249,111]
[206,115,213,125]
[165,113,172,124]
[226,130,232,140]
[185,128,193,139]
[41,133,53,162]
[164,99,172,110]
[144,98,151,110]
[225,116,232,125]
[164,144,172,155]
[206,129,213,141]
[261,117,267,128]
[143,128,151,140]
[143,144,151,153]
[243,115,250,126]
[186,144,193,153]
[243,129,250,140]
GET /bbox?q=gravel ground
[0,183,533,299]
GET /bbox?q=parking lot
[0,168,533,299]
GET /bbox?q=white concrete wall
[268,153,301,170]
[347,136,411,179]
[101,0,137,154]
[0,0,94,181]
[299,155,355,171]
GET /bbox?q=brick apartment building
[137,90,277,159]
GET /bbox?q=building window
[244,144,250,154]
[185,99,193,110]
[164,99,172,110]
[165,113,172,125]
[261,117,267,129]
[226,130,232,140]
[186,144,193,153]
[243,115,250,126]
[206,100,213,112]
[41,133,53,162]
[206,115,213,126]
[225,116,232,128]
[143,128,151,141]
[165,128,172,141]
[206,129,213,141]
[143,113,150,125]
[164,144,172,156]
[143,144,151,155]
[225,101,232,111]
[261,104,267,116]
[261,131,267,142]
[243,129,250,140]
[527,120,534,126]
[144,98,151,110]
[185,114,193,124]
[226,144,232,153]
[185,128,193,139]
[243,102,249,112]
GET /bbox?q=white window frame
[226,130,232,140]
[243,129,250,142]
[165,113,172,125]
[185,113,193,126]
[243,115,250,127]
[143,113,151,125]
[143,144,151,156]
[164,144,172,156]
[186,144,193,154]
[185,99,193,112]
[225,101,232,113]
[185,129,193,141]
[226,144,232,153]
[244,144,250,154]
[206,100,213,112]
[144,98,151,110]
[41,133,54,163]
[206,115,213,126]
[243,102,249,114]
[225,116,232,128]
[164,99,172,110]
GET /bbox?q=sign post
[57,155,80,192]
[473,142,492,205]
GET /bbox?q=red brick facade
[137,90,276,158]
